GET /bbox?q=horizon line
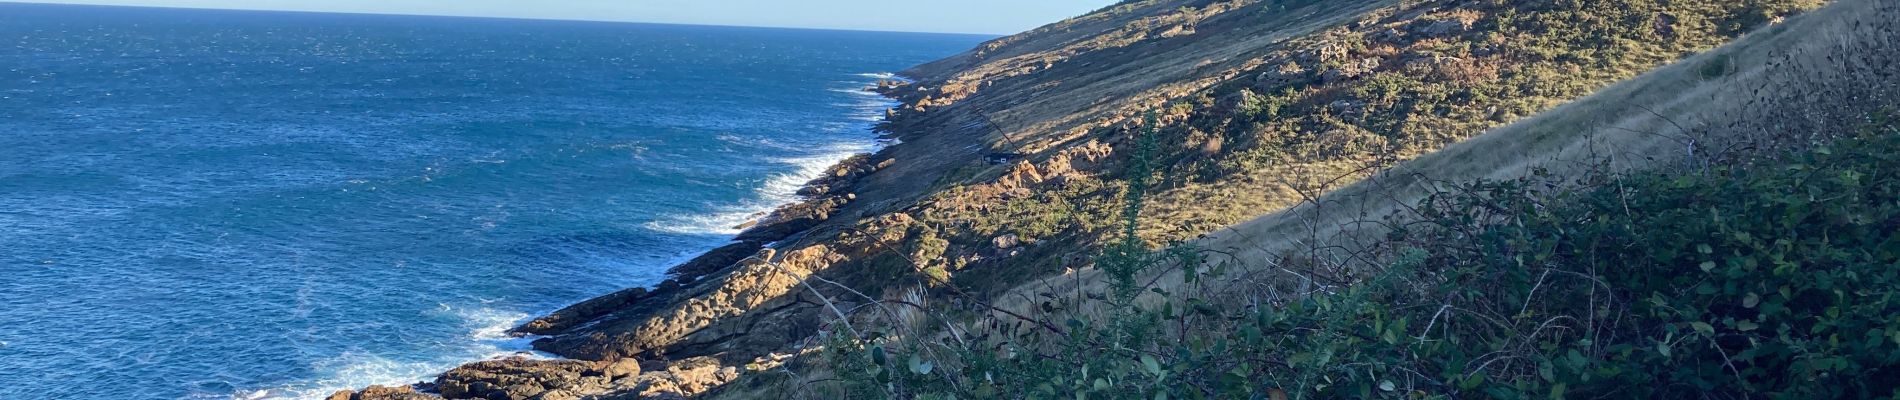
[0,1,1016,37]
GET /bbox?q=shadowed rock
[326,385,435,400]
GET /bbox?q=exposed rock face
[729,156,878,243]
[511,157,877,340]
[341,0,1829,397]
[327,385,435,400]
[730,198,839,242]
[322,355,725,400]
[435,358,607,400]
[618,357,740,399]
[664,241,766,284]
[505,154,888,373]
[515,287,650,336]
[527,245,842,361]
[1322,58,1382,83]
[993,234,1021,250]
[998,160,1046,189]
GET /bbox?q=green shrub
[825,119,1900,399]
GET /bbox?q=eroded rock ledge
[333,151,891,400]
[329,355,739,400]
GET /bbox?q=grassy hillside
[373,0,1897,399]
[869,0,1830,299]
[772,0,1898,398]
[822,119,1900,399]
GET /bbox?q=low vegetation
[630,0,1896,398]
[780,1,1900,395]
[819,110,1899,399]
[885,0,1829,299]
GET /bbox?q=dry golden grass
[707,1,1896,397]
[1000,0,1897,324]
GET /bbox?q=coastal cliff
[329,0,1887,398]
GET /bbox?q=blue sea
[0,4,984,399]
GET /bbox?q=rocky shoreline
[330,1,1426,396]
[329,82,928,400]
[324,0,1887,397]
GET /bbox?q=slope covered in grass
[332,0,1886,398]
[798,0,1899,398]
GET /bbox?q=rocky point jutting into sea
[327,0,1897,398]
[323,76,976,400]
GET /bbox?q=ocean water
[0,4,985,399]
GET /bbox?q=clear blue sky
[4,0,1115,34]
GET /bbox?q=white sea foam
[446,304,532,342]
[828,87,885,97]
[232,350,448,400]
[642,142,875,236]
[644,73,899,237]
[248,72,903,399]
[244,305,537,400]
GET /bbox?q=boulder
[599,358,643,379]
[993,234,1021,250]
[616,357,741,399]
[998,160,1045,189]
[1256,62,1309,90]
[436,357,607,400]
[327,385,435,400]
[1322,58,1382,83]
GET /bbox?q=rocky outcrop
[340,0,1829,397]
[525,245,842,361]
[607,357,740,399]
[662,241,765,284]
[325,355,740,400]
[1321,58,1381,83]
[495,152,913,378]
[729,198,841,242]
[434,358,611,400]
[729,155,880,243]
[504,154,892,368]
[327,385,435,400]
[515,288,650,336]
[1255,62,1311,89]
